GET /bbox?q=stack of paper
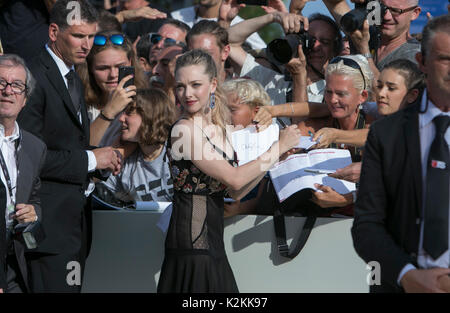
[231,125,318,165]
[269,149,356,202]
[231,124,279,165]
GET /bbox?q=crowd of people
[0,0,449,294]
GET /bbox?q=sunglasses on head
[94,34,125,46]
[149,33,183,47]
[329,56,366,91]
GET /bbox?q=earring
[209,92,215,109]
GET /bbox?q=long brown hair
[132,88,176,146]
[78,31,148,109]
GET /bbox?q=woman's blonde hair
[222,78,270,109]
[78,31,148,109]
[326,54,373,97]
[175,49,230,134]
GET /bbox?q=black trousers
[6,254,27,293]
[26,199,91,293]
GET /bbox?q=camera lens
[268,39,293,64]
[341,7,369,33]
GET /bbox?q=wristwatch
[362,52,373,60]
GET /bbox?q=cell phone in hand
[118,66,135,89]
[236,0,269,5]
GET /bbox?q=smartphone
[118,66,135,89]
[236,0,269,6]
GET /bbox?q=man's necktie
[424,115,450,259]
[65,70,81,112]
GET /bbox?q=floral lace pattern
[170,162,227,195]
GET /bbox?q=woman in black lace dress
[156,50,302,293]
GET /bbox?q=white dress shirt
[1,122,20,232]
[45,44,96,195]
[398,90,450,284]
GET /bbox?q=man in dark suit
[352,14,450,293]
[17,0,120,292]
[0,54,47,293]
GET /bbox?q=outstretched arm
[228,11,308,45]
[171,120,301,199]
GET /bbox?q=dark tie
[423,115,450,259]
[65,70,81,112]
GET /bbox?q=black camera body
[267,30,316,65]
[340,0,387,33]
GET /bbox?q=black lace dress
[157,126,239,293]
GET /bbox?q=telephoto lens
[340,2,369,33]
[266,32,316,65]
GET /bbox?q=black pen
[276,118,287,129]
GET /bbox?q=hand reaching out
[289,0,315,15]
[261,0,288,14]
[219,0,245,26]
[272,12,309,34]
[311,183,349,208]
[312,127,339,149]
[328,162,362,183]
[252,106,274,127]
[118,6,167,23]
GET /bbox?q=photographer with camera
[0,54,46,293]
[323,0,421,80]
[227,9,342,121]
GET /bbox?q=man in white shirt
[352,14,450,293]
[0,54,47,293]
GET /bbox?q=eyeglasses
[94,34,125,46]
[0,79,27,95]
[384,4,418,16]
[149,33,184,47]
[329,57,366,91]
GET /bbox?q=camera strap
[0,129,21,210]
[0,145,15,205]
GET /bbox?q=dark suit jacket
[352,102,424,293]
[0,130,46,292]
[18,48,92,255]
[0,181,6,290]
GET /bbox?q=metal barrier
[82,209,369,293]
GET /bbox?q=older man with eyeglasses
[0,54,47,293]
[323,0,422,80]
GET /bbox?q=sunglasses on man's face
[94,34,125,46]
[329,56,366,91]
[149,33,181,46]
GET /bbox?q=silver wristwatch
[362,52,373,60]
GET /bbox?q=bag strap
[273,208,316,259]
